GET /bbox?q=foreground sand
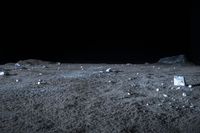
[1,60,200,133]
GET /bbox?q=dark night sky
[0,3,199,64]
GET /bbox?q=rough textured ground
[0,59,200,133]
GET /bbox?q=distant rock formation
[158,55,187,64]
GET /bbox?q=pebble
[163,94,168,97]
[128,78,133,81]
[57,62,61,65]
[39,73,43,76]
[156,88,159,92]
[0,71,5,76]
[106,68,112,73]
[136,73,139,75]
[176,87,181,90]
[188,85,192,88]
[127,92,131,95]
[161,83,164,86]
[182,92,187,97]
[15,79,19,82]
[42,65,47,68]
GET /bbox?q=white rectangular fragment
[174,76,185,86]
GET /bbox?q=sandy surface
[0,59,200,133]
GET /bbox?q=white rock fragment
[188,85,192,88]
[0,71,5,76]
[42,65,47,68]
[152,66,155,68]
[99,71,104,73]
[129,77,133,80]
[182,92,187,97]
[136,73,139,75]
[39,73,43,76]
[15,79,19,82]
[106,68,112,73]
[127,92,131,95]
[161,83,164,86]
[146,103,149,106]
[80,65,84,70]
[163,94,168,97]
[174,76,185,86]
[158,67,160,70]
[156,88,159,92]
[57,62,61,65]
[176,87,181,90]
[15,63,21,67]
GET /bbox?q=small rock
[163,94,168,97]
[128,78,133,81]
[188,85,192,88]
[174,76,185,86]
[39,73,43,76]
[136,73,139,75]
[127,92,131,95]
[0,71,5,76]
[42,65,47,68]
[57,62,61,65]
[156,88,159,92]
[146,103,149,106]
[15,63,21,67]
[161,83,164,86]
[106,68,112,73]
[182,92,187,97]
[176,87,181,90]
[15,79,19,82]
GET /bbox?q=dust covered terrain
[1,60,200,133]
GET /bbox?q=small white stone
[152,66,155,68]
[57,62,61,65]
[42,65,47,68]
[128,78,132,81]
[182,92,187,97]
[15,79,19,82]
[163,94,168,97]
[106,68,112,73]
[127,92,131,95]
[161,83,164,86]
[39,73,43,76]
[136,73,139,75]
[146,103,149,106]
[37,81,41,85]
[158,67,160,70]
[15,63,21,67]
[176,87,181,90]
[188,85,192,88]
[156,88,159,92]
[0,71,5,76]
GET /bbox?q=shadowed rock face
[158,55,187,65]
[0,60,200,133]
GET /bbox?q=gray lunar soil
[1,59,200,133]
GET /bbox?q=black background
[0,3,199,64]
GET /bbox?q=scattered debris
[174,76,185,86]
[182,92,187,97]
[81,65,84,70]
[37,79,46,85]
[163,94,168,97]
